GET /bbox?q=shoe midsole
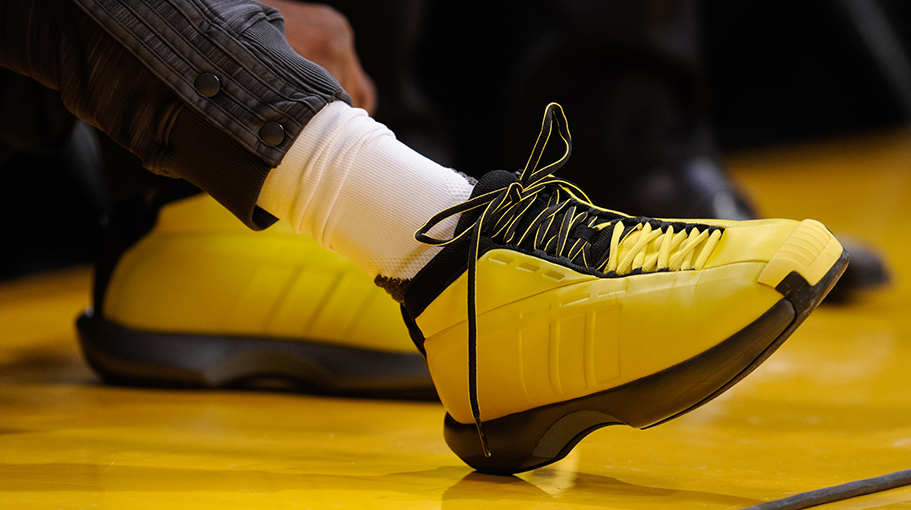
[76,312,436,398]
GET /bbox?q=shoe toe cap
[756,219,844,289]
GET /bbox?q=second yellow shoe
[77,192,434,399]
[400,103,848,473]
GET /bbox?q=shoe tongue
[455,170,518,233]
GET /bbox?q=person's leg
[0,0,848,475]
[258,101,472,283]
[0,0,346,229]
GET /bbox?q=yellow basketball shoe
[400,103,848,473]
[77,192,433,399]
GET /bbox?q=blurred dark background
[702,0,911,151]
[1,0,909,280]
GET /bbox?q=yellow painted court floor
[2,130,911,509]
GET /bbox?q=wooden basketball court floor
[2,130,910,509]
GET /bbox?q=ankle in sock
[257,101,474,282]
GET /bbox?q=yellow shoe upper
[404,103,844,435]
[419,219,827,424]
[103,193,413,353]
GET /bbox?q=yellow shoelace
[416,103,723,456]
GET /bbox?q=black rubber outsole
[76,311,438,400]
[444,249,850,474]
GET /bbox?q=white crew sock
[257,101,474,280]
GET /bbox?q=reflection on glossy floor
[2,130,911,509]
